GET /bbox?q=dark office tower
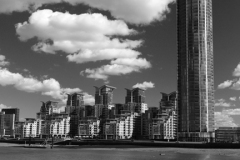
[66,93,84,116]
[125,88,148,113]
[66,93,84,107]
[37,101,58,120]
[177,0,214,141]
[1,108,19,122]
[125,88,145,104]
[159,92,178,139]
[160,92,177,113]
[85,105,94,117]
[94,85,116,105]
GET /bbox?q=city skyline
[0,0,240,128]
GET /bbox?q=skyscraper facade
[66,93,84,116]
[125,88,148,113]
[66,93,84,107]
[159,92,178,140]
[125,88,146,104]
[2,108,19,122]
[94,85,116,105]
[177,0,214,141]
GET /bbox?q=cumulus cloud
[0,104,11,111]
[222,109,240,116]
[215,112,238,128]
[16,9,151,80]
[73,0,175,24]
[0,67,94,104]
[133,81,155,90]
[231,79,240,90]
[1,0,175,24]
[67,49,141,64]
[83,93,95,105]
[82,58,151,80]
[214,99,233,107]
[233,63,240,77]
[218,63,240,90]
[0,55,10,66]
[16,10,138,54]
[218,80,233,89]
[230,97,237,101]
[215,108,240,128]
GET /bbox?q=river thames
[0,143,240,160]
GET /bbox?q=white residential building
[79,119,100,138]
[103,113,135,139]
[49,117,70,137]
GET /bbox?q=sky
[0,0,240,128]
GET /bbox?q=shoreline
[2,139,240,149]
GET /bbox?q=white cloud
[67,49,142,64]
[72,0,175,24]
[0,104,11,111]
[218,63,240,90]
[230,97,237,101]
[0,55,10,66]
[218,80,233,89]
[1,0,175,24]
[215,112,238,128]
[82,58,151,80]
[215,108,240,128]
[214,99,232,107]
[222,109,240,116]
[83,93,95,105]
[16,10,138,54]
[0,67,94,104]
[231,78,240,90]
[233,63,240,77]
[133,81,155,90]
[16,10,151,80]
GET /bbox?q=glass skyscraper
[177,0,214,141]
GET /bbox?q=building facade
[94,85,116,105]
[215,127,240,143]
[66,93,84,116]
[79,119,100,138]
[1,108,19,122]
[0,112,5,137]
[125,88,148,113]
[159,92,178,140]
[37,101,59,120]
[177,0,214,141]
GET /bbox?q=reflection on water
[0,146,239,160]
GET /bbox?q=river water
[0,144,239,160]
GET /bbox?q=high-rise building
[0,112,5,136]
[94,85,116,119]
[67,93,84,107]
[94,85,116,105]
[177,0,214,141]
[159,92,178,140]
[66,93,84,116]
[37,101,60,120]
[125,88,148,113]
[125,88,145,104]
[2,113,15,136]
[2,108,19,122]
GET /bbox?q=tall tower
[66,93,84,116]
[66,93,84,107]
[125,88,148,113]
[125,88,146,104]
[94,85,116,105]
[177,0,214,141]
